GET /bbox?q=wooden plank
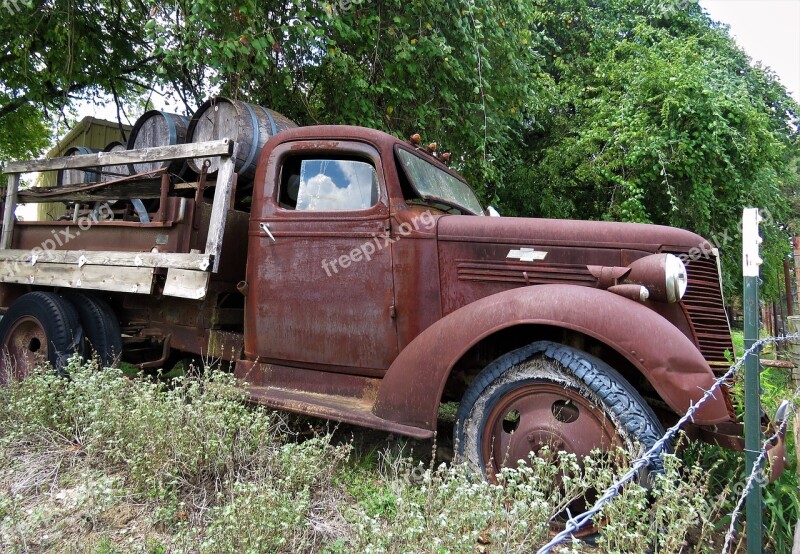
[788,316,800,388]
[5,139,233,174]
[100,143,131,182]
[18,180,206,202]
[205,143,239,273]
[0,249,211,271]
[0,261,154,294]
[163,268,211,299]
[795,411,800,554]
[759,358,795,369]
[0,173,20,250]
[20,168,165,198]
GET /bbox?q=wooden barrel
[99,141,130,182]
[127,110,190,175]
[186,97,298,181]
[57,146,101,186]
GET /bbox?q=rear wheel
[454,341,665,534]
[0,292,84,383]
[63,292,122,368]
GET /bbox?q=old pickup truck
[0,121,787,481]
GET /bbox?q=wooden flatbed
[0,139,240,300]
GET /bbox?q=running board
[245,385,434,440]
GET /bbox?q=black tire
[454,340,667,473]
[62,292,122,368]
[0,291,84,381]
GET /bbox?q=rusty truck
[0,116,788,483]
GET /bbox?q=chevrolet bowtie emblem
[507,248,547,262]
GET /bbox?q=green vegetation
[712,329,799,553]
[1,0,797,299]
[2,359,785,553]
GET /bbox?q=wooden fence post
[789,317,800,389]
[794,236,800,314]
[789,315,800,554]
[794,410,800,554]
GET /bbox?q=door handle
[259,222,276,242]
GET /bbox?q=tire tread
[455,340,666,470]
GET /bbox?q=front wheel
[454,341,666,531]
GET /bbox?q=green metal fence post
[742,207,763,553]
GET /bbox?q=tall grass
[0,358,773,553]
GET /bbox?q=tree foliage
[495,0,798,297]
[148,0,551,198]
[1,0,798,298]
[0,0,162,160]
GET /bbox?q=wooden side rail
[3,139,233,174]
[1,139,238,275]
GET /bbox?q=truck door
[247,140,398,373]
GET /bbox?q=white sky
[700,0,800,102]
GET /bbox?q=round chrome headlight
[665,254,688,303]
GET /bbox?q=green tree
[0,103,50,165]
[2,0,797,300]
[148,0,551,196]
[497,0,799,298]
[0,0,172,159]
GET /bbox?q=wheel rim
[0,316,48,384]
[480,381,624,535]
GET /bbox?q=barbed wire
[722,399,795,552]
[537,332,800,554]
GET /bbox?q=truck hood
[437,215,708,252]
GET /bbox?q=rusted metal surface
[374,284,731,430]
[666,251,735,372]
[135,333,171,369]
[207,329,244,360]
[235,359,431,438]
[2,124,746,456]
[244,126,737,433]
[247,139,397,372]
[13,197,195,254]
[235,359,381,397]
[482,383,623,472]
[482,382,622,536]
[157,173,170,223]
[245,382,433,439]
[0,315,46,383]
[686,421,787,482]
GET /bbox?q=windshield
[396,149,484,216]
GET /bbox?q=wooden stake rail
[0,139,239,299]
[3,139,232,174]
[17,179,211,203]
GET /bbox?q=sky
[700,0,800,102]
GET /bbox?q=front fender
[373,284,730,430]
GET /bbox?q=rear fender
[373,284,730,430]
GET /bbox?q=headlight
[664,253,688,303]
[624,253,688,303]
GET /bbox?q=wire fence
[722,404,794,552]
[537,332,800,554]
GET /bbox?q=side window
[279,157,379,211]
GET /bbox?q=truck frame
[0,125,788,489]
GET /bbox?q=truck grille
[672,252,735,373]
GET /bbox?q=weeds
[0,358,789,552]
